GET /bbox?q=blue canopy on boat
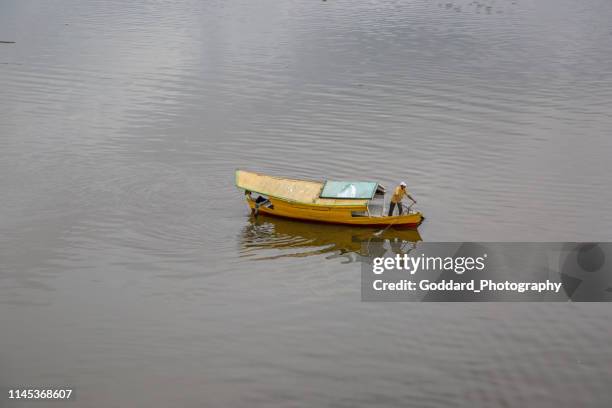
[319,180,378,199]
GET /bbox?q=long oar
[373,201,415,237]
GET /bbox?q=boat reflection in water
[240,214,422,263]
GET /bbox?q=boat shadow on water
[239,214,422,263]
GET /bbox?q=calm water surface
[1,0,612,406]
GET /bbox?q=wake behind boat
[235,170,423,228]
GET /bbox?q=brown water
[1,0,612,406]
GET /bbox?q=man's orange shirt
[390,186,408,203]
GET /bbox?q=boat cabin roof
[320,180,378,199]
[236,170,379,207]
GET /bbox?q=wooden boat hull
[241,214,422,258]
[247,196,423,228]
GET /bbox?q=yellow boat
[236,170,423,228]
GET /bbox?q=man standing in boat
[388,182,416,216]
